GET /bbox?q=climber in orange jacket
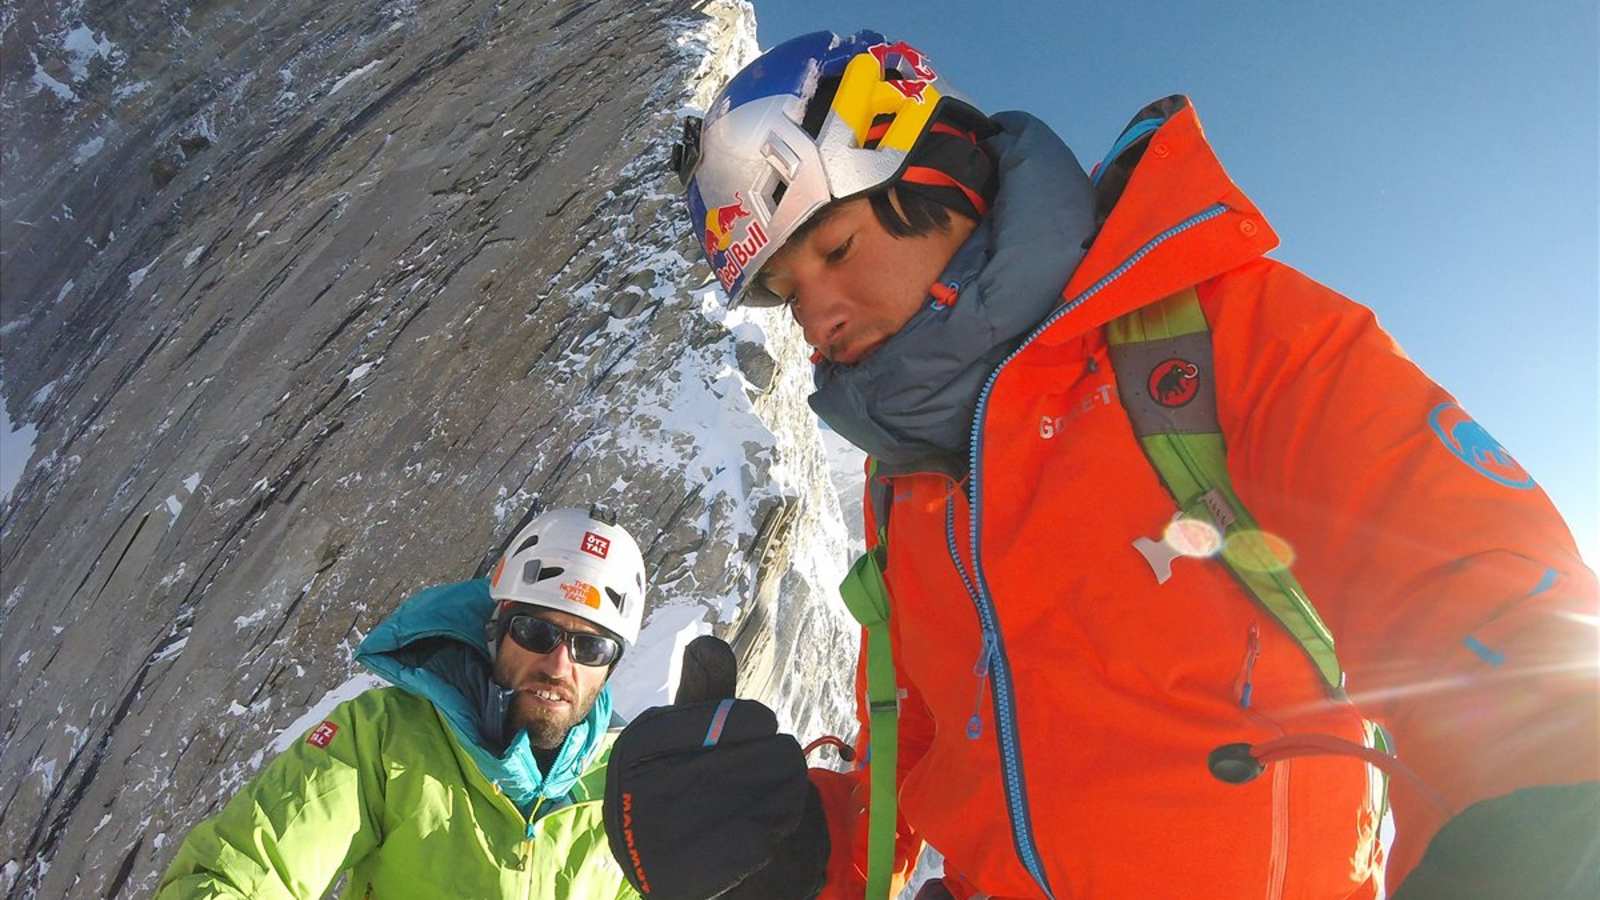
[604,29,1599,900]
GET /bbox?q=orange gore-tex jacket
[808,97,1599,899]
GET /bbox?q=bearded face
[492,608,612,750]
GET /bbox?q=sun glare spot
[1164,517,1223,558]
[1223,529,1297,573]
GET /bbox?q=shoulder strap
[1106,287,1345,696]
[836,458,899,899]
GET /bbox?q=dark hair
[751,188,959,297]
[784,185,957,249]
[869,186,954,238]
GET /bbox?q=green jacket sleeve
[156,691,389,899]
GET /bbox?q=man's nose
[530,639,575,677]
[791,290,847,350]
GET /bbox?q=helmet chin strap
[484,599,510,661]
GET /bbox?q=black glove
[604,636,830,899]
[1390,782,1600,900]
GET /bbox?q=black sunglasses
[505,614,621,667]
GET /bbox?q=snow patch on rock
[71,135,104,166]
[61,25,116,81]
[608,602,712,720]
[127,257,159,290]
[29,51,75,101]
[329,60,384,96]
[1,376,39,504]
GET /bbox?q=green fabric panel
[1106,286,1208,344]
[157,689,387,899]
[1368,719,1394,827]
[157,688,634,900]
[839,547,898,900]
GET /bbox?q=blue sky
[754,0,1598,564]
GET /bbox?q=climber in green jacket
[158,507,651,899]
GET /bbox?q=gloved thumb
[605,633,827,899]
[674,634,737,705]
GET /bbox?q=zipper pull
[1235,623,1262,709]
[972,630,996,676]
[967,631,996,739]
[929,279,960,310]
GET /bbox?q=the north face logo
[561,579,603,609]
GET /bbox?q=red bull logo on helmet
[870,41,938,103]
[702,191,770,294]
[703,192,752,257]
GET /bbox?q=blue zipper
[945,491,982,601]
[945,495,994,741]
[962,203,1230,899]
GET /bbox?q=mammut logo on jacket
[1428,401,1536,489]
[1148,359,1200,408]
[1040,384,1114,439]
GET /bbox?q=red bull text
[704,206,769,294]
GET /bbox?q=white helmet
[486,507,647,657]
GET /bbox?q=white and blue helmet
[674,30,985,306]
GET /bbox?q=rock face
[0,1,862,895]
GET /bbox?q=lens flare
[1223,529,1297,573]
[1164,517,1223,558]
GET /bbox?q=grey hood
[808,111,1096,473]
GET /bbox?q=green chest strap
[837,460,899,899]
[1106,286,1344,695]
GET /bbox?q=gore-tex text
[1040,383,1114,439]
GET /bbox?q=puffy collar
[808,111,1098,472]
